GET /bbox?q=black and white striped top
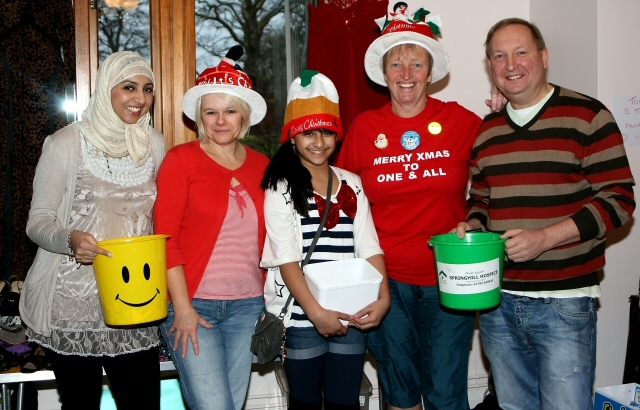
[289,179,356,328]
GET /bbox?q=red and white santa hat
[364,1,450,86]
[182,45,267,125]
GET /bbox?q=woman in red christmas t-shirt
[336,8,483,410]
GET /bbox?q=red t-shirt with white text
[336,97,481,286]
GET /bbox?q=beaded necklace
[81,135,154,187]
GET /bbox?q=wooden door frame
[73,0,196,149]
[73,0,99,118]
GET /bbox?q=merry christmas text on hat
[282,70,343,143]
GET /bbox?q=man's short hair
[485,18,546,58]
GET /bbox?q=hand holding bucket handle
[453,220,484,239]
[68,230,112,264]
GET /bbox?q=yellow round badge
[428,122,442,135]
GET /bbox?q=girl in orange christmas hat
[261,70,390,410]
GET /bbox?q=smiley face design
[94,234,169,326]
[115,263,161,307]
[428,122,442,135]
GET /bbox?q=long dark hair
[261,141,314,217]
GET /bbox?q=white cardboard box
[303,258,382,315]
[594,383,640,410]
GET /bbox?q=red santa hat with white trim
[364,1,450,86]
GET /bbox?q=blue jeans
[284,326,365,407]
[160,297,264,410]
[480,293,596,410]
[366,280,476,409]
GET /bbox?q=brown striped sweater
[467,86,635,292]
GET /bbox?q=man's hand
[501,219,581,263]
[485,86,508,112]
[501,229,549,262]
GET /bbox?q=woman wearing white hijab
[20,51,166,409]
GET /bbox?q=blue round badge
[400,131,421,150]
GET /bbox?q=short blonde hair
[382,43,434,79]
[194,93,251,142]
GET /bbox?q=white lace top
[27,137,160,356]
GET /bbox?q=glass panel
[194,0,307,157]
[98,0,151,63]
[287,0,309,82]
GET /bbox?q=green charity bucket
[429,232,505,310]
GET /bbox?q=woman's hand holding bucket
[453,220,484,238]
[69,230,112,264]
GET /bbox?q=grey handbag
[251,168,333,364]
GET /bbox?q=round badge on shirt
[400,131,421,150]
[428,122,442,135]
[375,133,389,149]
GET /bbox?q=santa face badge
[400,130,421,150]
[375,133,388,149]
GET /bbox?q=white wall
[531,0,598,98]
[594,0,640,389]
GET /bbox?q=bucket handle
[429,228,485,246]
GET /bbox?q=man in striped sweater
[456,18,635,410]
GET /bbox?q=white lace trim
[81,135,154,187]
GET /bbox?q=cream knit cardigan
[19,124,165,336]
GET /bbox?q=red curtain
[307,0,390,135]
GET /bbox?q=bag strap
[278,167,333,319]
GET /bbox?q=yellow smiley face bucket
[94,234,169,326]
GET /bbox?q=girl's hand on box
[308,307,350,337]
[350,293,391,330]
[352,254,391,330]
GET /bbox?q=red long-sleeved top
[154,140,269,300]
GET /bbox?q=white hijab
[76,51,155,166]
